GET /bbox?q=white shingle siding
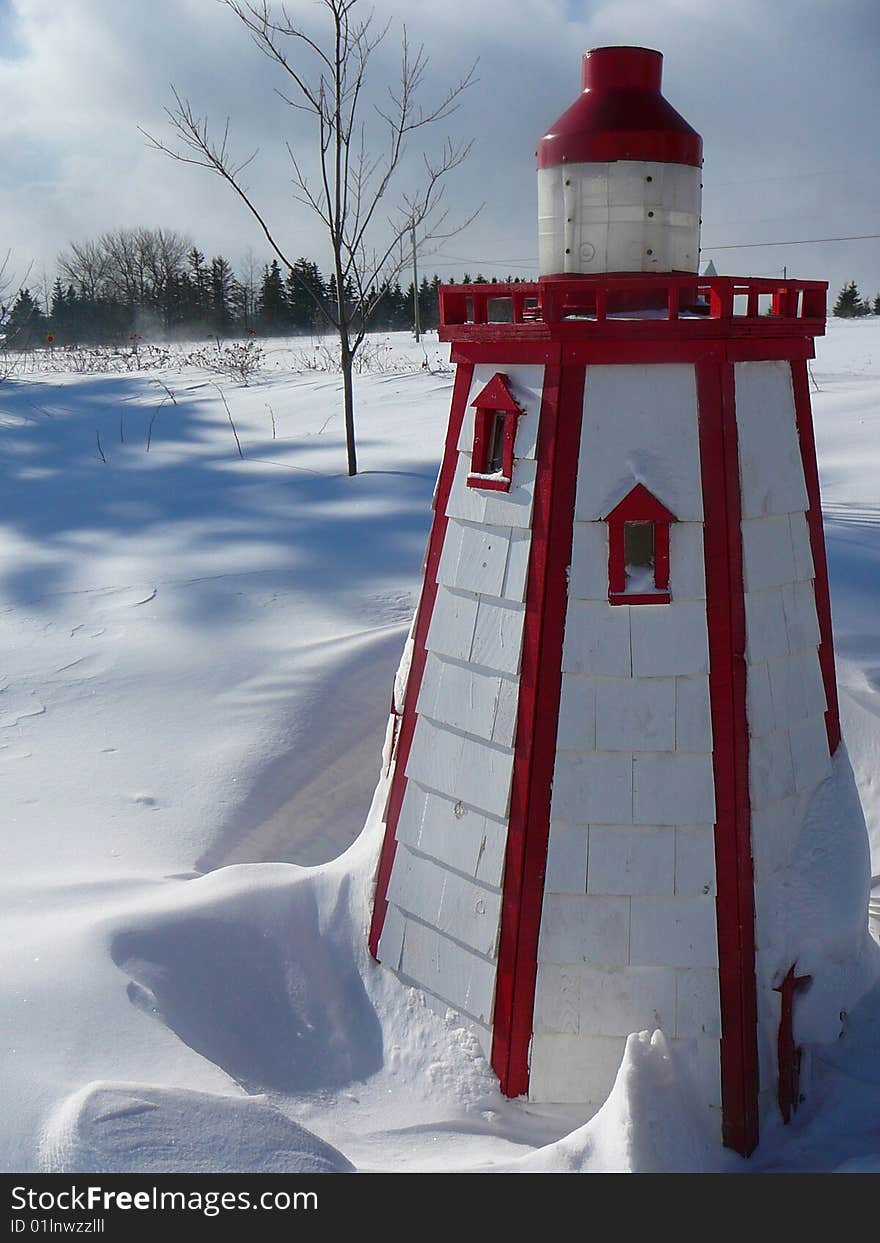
[396,784,508,888]
[406,716,515,820]
[674,827,717,896]
[587,825,676,896]
[781,581,822,651]
[629,897,720,968]
[735,361,808,519]
[529,1034,628,1106]
[544,825,589,895]
[675,676,713,753]
[503,528,532,601]
[533,964,581,1034]
[568,521,610,601]
[746,661,776,739]
[377,903,406,971]
[577,967,677,1038]
[595,676,676,752]
[744,588,790,662]
[532,363,721,1111]
[749,727,796,806]
[417,653,507,743]
[399,919,496,1025]
[438,519,511,597]
[675,968,722,1039]
[380,366,545,1052]
[574,364,704,521]
[425,587,478,663]
[445,452,538,529]
[632,753,716,825]
[668,522,708,600]
[562,600,632,676]
[538,894,631,966]
[630,602,710,678]
[550,750,634,824]
[789,512,815,580]
[789,715,832,792]
[741,515,797,591]
[766,651,826,730]
[555,674,598,749]
[471,599,526,675]
[735,361,834,1131]
[483,460,539,528]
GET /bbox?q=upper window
[467,373,523,493]
[604,484,676,605]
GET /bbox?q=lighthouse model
[368,46,862,1156]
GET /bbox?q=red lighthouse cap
[537,46,702,169]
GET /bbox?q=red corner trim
[490,362,586,1098]
[696,359,759,1157]
[790,360,841,754]
[368,361,475,959]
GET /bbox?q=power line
[702,233,880,251]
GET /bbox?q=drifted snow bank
[501,1031,725,1173]
[37,752,880,1174]
[40,1082,354,1175]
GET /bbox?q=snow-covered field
[1,324,878,1174]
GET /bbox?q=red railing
[439,275,828,333]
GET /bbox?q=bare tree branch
[144,0,479,475]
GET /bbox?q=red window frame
[467,373,523,493]
[604,483,677,605]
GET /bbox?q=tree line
[1,226,522,350]
[832,281,880,318]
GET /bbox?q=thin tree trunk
[340,332,357,476]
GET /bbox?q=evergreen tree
[285,259,325,332]
[187,248,211,321]
[5,288,47,348]
[48,278,74,343]
[833,280,869,318]
[418,276,434,331]
[873,293,880,316]
[209,256,237,335]
[257,260,289,334]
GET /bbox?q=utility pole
[411,223,421,343]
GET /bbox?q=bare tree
[143,0,478,476]
[58,238,111,302]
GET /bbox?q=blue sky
[1,0,878,305]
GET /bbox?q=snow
[1,324,879,1174]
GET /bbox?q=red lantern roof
[536,46,702,170]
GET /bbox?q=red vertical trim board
[491,362,586,1098]
[791,359,841,754]
[368,362,475,958]
[696,359,760,1157]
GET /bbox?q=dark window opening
[624,521,654,569]
[486,412,506,474]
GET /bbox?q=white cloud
[1,0,878,301]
